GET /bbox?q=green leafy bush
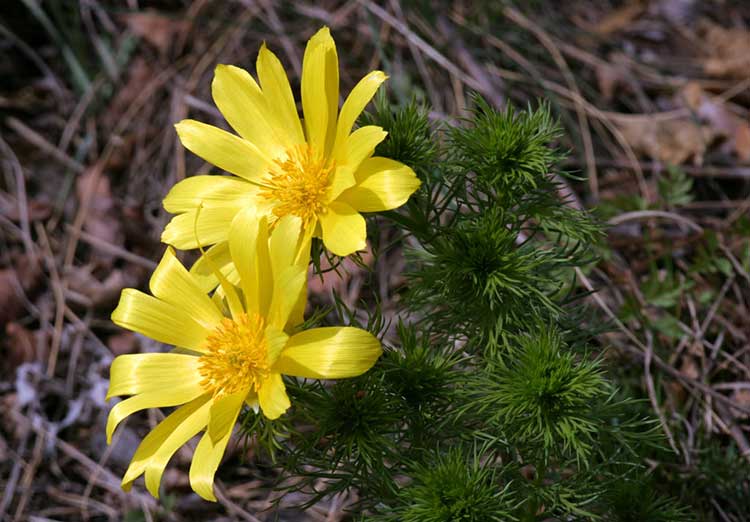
[238,97,689,521]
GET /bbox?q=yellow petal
[265,326,289,367]
[161,203,243,250]
[269,215,303,271]
[327,165,357,202]
[257,44,305,145]
[228,208,272,316]
[333,71,387,158]
[267,265,307,330]
[258,372,290,420]
[149,247,223,330]
[189,241,240,294]
[207,390,245,444]
[121,395,210,494]
[211,64,287,154]
[267,217,308,329]
[189,419,235,502]
[107,353,202,399]
[175,119,270,180]
[162,175,256,214]
[318,201,366,256]
[245,390,260,413]
[301,26,339,155]
[336,125,387,167]
[106,381,203,443]
[288,276,307,331]
[143,399,212,498]
[112,289,210,352]
[338,157,421,212]
[274,327,381,379]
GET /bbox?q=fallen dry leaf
[2,197,51,223]
[732,388,750,419]
[734,123,750,163]
[657,0,698,25]
[596,63,625,101]
[585,1,645,35]
[4,322,43,371]
[679,82,750,163]
[699,20,750,78]
[0,255,42,327]
[107,331,138,356]
[66,266,136,308]
[679,356,700,380]
[102,57,154,131]
[618,116,715,165]
[76,166,124,267]
[122,11,190,54]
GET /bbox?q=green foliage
[237,95,690,521]
[450,96,562,200]
[360,92,438,180]
[237,407,292,461]
[371,446,515,522]
[663,440,750,520]
[408,208,565,345]
[657,165,694,207]
[692,230,734,277]
[281,369,404,505]
[476,330,607,461]
[601,477,693,522]
[379,323,465,443]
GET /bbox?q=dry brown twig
[502,7,599,201]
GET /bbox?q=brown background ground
[1,1,749,520]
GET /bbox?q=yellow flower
[107,210,382,501]
[162,26,421,257]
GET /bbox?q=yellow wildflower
[107,210,382,501]
[162,26,420,256]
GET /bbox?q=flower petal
[149,247,223,329]
[188,241,240,294]
[175,119,270,181]
[245,390,259,412]
[208,390,245,444]
[112,289,210,352]
[288,277,307,331]
[107,353,202,399]
[327,165,356,202]
[211,64,287,154]
[189,419,235,502]
[333,71,387,157]
[228,208,272,316]
[161,203,244,250]
[338,157,421,212]
[267,216,308,329]
[106,381,203,443]
[258,373,290,420]
[319,201,366,256]
[121,395,210,495]
[275,327,381,379]
[143,399,212,498]
[267,265,307,330]
[269,215,304,270]
[162,175,256,214]
[302,26,339,155]
[335,125,387,167]
[257,44,305,146]
[265,326,289,366]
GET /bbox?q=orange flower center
[199,313,269,396]
[259,144,333,224]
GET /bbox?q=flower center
[199,313,269,397]
[259,144,333,224]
